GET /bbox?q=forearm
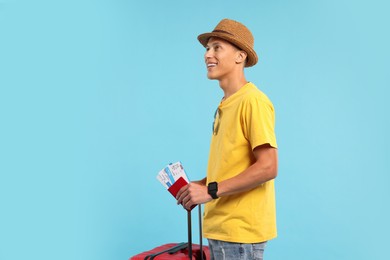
[217,147,278,197]
[217,164,276,197]
[193,177,207,185]
[176,146,277,209]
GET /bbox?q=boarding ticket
[156,161,189,189]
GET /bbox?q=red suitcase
[130,177,210,260]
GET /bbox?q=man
[176,19,278,260]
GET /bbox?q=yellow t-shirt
[203,82,277,243]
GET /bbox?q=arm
[217,144,277,197]
[192,177,207,185]
[176,144,278,210]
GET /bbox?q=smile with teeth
[207,63,217,68]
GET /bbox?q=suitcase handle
[144,242,188,260]
[187,205,204,260]
[167,242,189,254]
[198,204,203,260]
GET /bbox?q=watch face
[208,182,218,199]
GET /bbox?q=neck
[219,71,247,99]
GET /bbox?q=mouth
[207,62,217,69]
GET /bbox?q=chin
[207,73,219,80]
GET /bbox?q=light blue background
[1,0,389,259]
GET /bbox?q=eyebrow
[206,41,223,48]
[208,40,243,52]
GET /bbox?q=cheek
[219,54,236,66]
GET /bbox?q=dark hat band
[212,29,234,36]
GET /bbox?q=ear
[235,51,248,65]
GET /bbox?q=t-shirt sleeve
[242,95,278,150]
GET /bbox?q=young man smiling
[176,19,278,260]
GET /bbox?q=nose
[204,48,213,61]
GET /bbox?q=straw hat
[198,19,258,67]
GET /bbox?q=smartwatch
[208,182,219,199]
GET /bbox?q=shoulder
[242,83,274,108]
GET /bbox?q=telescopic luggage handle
[167,177,204,260]
[187,205,204,260]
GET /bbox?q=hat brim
[198,32,258,67]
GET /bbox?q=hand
[176,182,212,210]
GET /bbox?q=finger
[176,189,189,205]
[175,185,188,200]
[185,200,194,210]
[183,196,195,210]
